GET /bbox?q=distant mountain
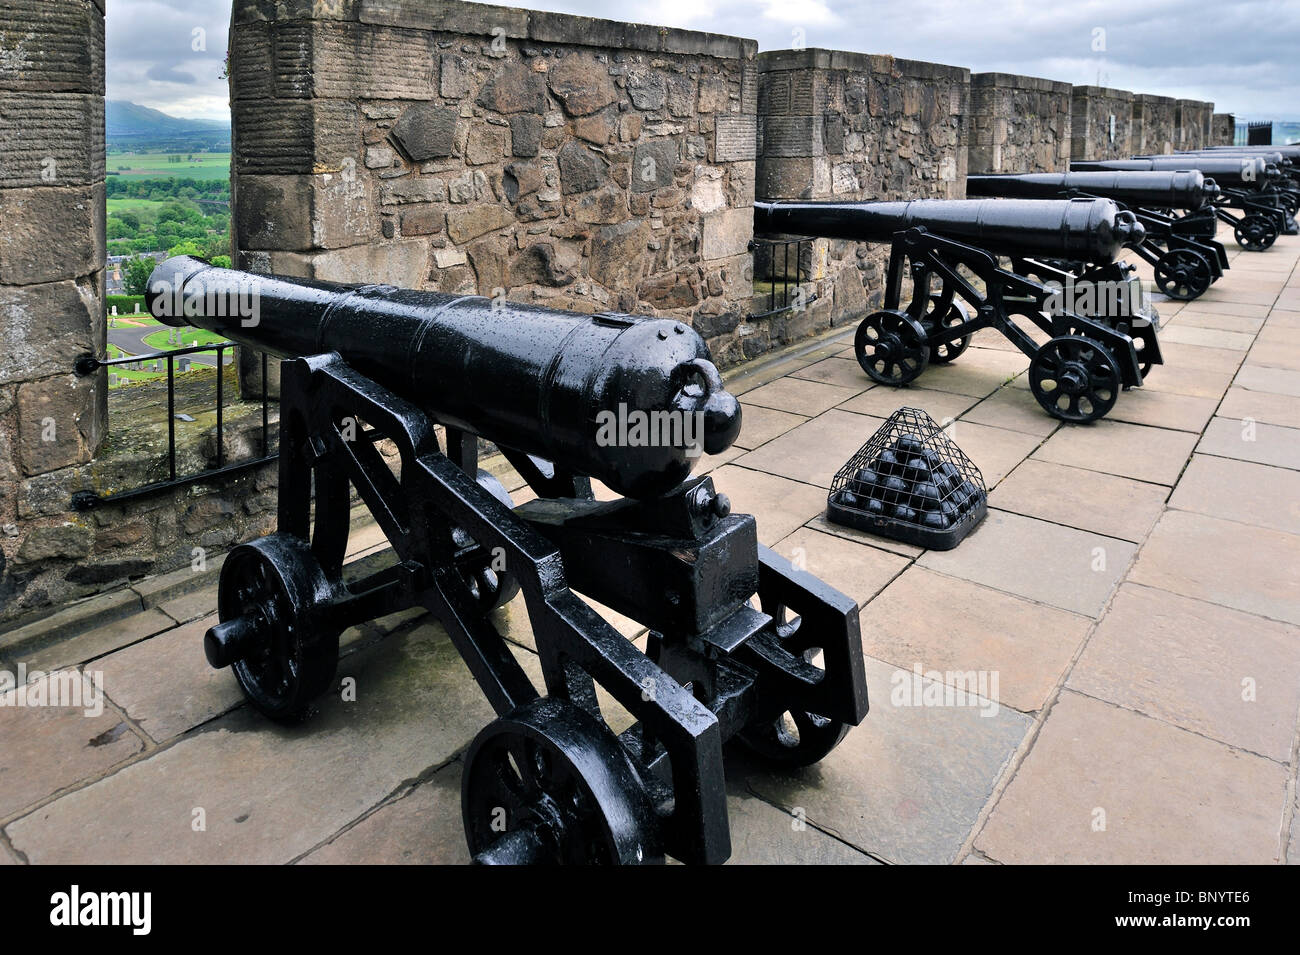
[106,101,229,142]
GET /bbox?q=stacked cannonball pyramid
[827,407,987,549]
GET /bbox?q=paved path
[107,324,220,367]
[2,224,1298,864]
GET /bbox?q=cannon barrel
[753,197,1144,262]
[1204,144,1300,161]
[1071,156,1276,187]
[146,256,742,500]
[1166,150,1288,166]
[966,170,1217,210]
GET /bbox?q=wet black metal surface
[149,257,870,865]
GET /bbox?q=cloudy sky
[105,0,1299,121]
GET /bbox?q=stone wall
[1175,99,1215,150]
[229,0,760,366]
[1212,113,1236,146]
[1070,86,1134,161]
[968,73,1072,174]
[1132,93,1177,155]
[0,1,111,620]
[754,49,968,333]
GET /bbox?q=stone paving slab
[733,402,807,450]
[741,376,865,417]
[918,509,1136,618]
[914,348,1030,399]
[721,786,878,864]
[709,465,832,547]
[958,387,1061,438]
[862,566,1090,714]
[1101,387,1219,433]
[739,655,1032,864]
[1172,309,1266,333]
[1197,415,1300,471]
[0,677,145,822]
[1234,363,1300,396]
[803,513,925,560]
[7,623,544,863]
[1247,341,1300,372]
[1157,324,1256,351]
[733,409,885,488]
[1130,510,1300,625]
[990,459,1168,543]
[20,609,176,674]
[92,616,244,744]
[838,386,979,424]
[1068,584,1300,761]
[976,691,1288,864]
[1169,454,1300,536]
[299,761,469,865]
[789,356,873,390]
[1216,386,1300,429]
[1033,419,1197,487]
[158,586,220,626]
[771,526,909,609]
[940,419,1043,488]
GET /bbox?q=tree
[123,255,156,296]
[117,211,141,231]
[211,255,232,269]
[166,240,204,258]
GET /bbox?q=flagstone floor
[2,226,1298,865]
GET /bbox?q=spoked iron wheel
[734,602,850,768]
[1029,336,1121,424]
[462,697,662,865]
[1234,215,1278,252]
[213,534,341,721]
[445,470,521,613]
[1153,249,1212,301]
[921,294,973,365]
[855,309,929,386]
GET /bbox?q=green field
[107,151,231,180]
[105,344,166,387]
[142,327,228,351]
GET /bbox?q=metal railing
[71,343,277,510]
[748,236,818,319]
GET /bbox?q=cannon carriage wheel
[854,309,930,386]
[921,294,973,365]
[732,593,852,768]
[1234,214,1278,252]
[209,534,342,722]
[1153,248,1213,301]
[462,696,663,865]
[1028,335,1121,424]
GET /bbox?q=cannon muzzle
[966,170,1217,210]
[754,197,1144,262]
[147,256,741,499]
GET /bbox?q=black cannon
[146,256,869,866]
[1154,150,1300,219]
[1071,157,1291,249]
[755,198,1155,423]
[966,170,1229,301]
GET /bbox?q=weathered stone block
[509,114,541,157]
[558,142,608,194]
[390,103,458,161]
[17,374,103,476]
[446,205,515,243]
[235,176,315,250]
[631,139,678,193]
[476,61,548,114]
[702,207,752,261]
[0,278,98,387]
[465,125,506,165]
[589,220,649,289]
[0,184,103,286]
[548,54,619,116]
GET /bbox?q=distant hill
[107,101,230,148]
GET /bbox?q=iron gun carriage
[966,170,1228,301]
[1071,157,1293,249]
[146,256,870,866]
[755,197,1154,423]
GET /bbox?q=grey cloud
[144,63,197,85]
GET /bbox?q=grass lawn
[105,344,167,388]
[142,327,228,351]
[107,151,231,180]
